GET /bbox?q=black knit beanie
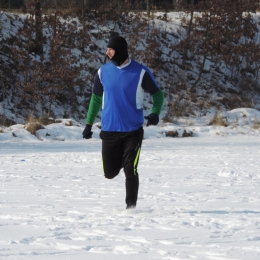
[107,36,128,66]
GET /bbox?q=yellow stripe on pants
[133,148,141,175]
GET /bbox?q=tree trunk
[147,0,150,18]
[54,10,57,38]
[190,54,206,93]
[81,0,86,52]
[35,0,43,55]
[190,11,211,93]
[47,99,52,118]
[182,8,194,68]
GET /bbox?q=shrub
[182,130,193,137]
[166,130,178,137]
[25,116,44,135]
[209,113,228,127]
[0,115,16,127]
[54,119,75,126]
[165,129,193,137]
[63,120,73,126]
[165,97,196,121]
[252,120,260,129]
[38,117,55,125]
[25,122,44,135]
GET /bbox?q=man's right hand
[82,124,93,139]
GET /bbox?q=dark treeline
[0,0,258,13]
[0,0,213,11]
[0,0,25,8]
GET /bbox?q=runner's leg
[100,131,123,179]
[122,127,144,207]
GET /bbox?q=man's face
[106,48,115,60]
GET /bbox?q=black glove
[144,113,159,126]
[82,124,93,139]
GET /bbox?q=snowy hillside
[1,11,260,126]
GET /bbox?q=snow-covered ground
[1,108,260,260]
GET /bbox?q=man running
[83,36,164,209]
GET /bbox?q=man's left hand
[144,113,159,126]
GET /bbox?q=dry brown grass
[25,116,44,135]
[166,130,179,137]
[209,113,228,127]
[54,119,73,126]
[0,127,4,133]
[25,123,44,135]
[182,130,193,137]
[24,116,76,136]
[38,117,56,125]
[252,120,260,129]
[165,129,193,138]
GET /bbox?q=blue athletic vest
[98,59,159,132]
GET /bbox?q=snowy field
[1,109,260,260]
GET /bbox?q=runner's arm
[86,71,103,124]
[141,71,164,115]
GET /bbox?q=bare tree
[175,0,260,92]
